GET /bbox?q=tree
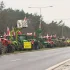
[0,1,6,35]
[0,1,5,11]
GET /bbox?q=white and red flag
[46,34,49,39]
[34,32,36,37]
[7,27,10,36]
[17,16,28,28]
[22,16,28,27]
[17,31,22,35]
[3,32,6,38]
[53,34,56,38]
[12,27,15,36]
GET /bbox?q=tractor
[17,34,32,50]
[0,36,15,54]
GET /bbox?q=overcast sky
[1,0,70,27]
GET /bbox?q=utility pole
[62,23,64,38]
[28,6,53,38]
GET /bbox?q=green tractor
[26,34,41,50]
[17,34,32,50]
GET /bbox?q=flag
[22,16,28,27]
[39,23,41,29]
[50,35,52,38]
[34,32,36,37]
[12,27,15,36]
[23,16,27,20]
[7,27,10,36]
[17,16,28,28]
[53,34,56,38]
[39,16,42,29]
[46,34,49,39]
[3,32,6,38]
[17,31,22,35]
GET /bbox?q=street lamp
[62,23,64,38]
[28,6,53,37]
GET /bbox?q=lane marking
[45,59,70,70]
[11,59,21,62]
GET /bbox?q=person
[31,40,34,49]
[34,40,38,50]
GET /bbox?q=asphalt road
[0,47,70,70]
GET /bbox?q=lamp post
[28,6,53,37]
[62,23,64,38]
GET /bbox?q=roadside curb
[46,59,70,70]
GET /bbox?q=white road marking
[45,59,70,70]
[11,59,21,62]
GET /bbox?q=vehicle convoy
[0,27,68,55]
[0,24,68,55]
[0,33,68,55]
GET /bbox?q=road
[0,47,70,70]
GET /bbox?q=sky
[1,0,70,27]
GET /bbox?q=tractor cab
[18,34,27,42]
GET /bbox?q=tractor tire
[0,47,2,55]
[18,44,23,51]
[2,46,7,54]
[13,45,18,51]
[10,44,15,53]
[7,44,15,53]
[11,46,15,53]
[0,42,3,54]
[0,42,7,54]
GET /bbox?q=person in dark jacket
[34,40,38,50]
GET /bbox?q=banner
[27,33,32,35]
[24,42,31,49]
[17,20,23,28]
[17,17,28,28]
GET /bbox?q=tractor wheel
[0,42,5,54]
[18,44,23,51]
[0,46,2,55]
[0,42,8,54]
[2,46,7,54]
[0,42,3,54]
[7,44,15,53]
[9,44,15,53]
